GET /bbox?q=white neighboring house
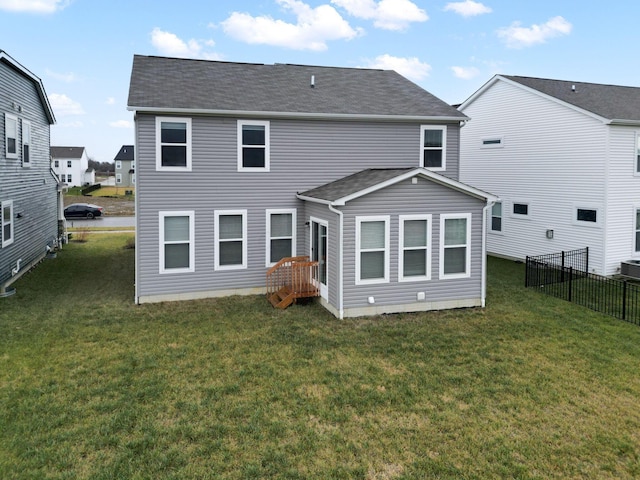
[50,146,95,187]
[459,74,640,276]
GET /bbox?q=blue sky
[1,0,637,163]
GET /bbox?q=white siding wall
[604,125,640,274]
[460,80,608,273]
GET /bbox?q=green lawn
[1,234,640,479]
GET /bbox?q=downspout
[481,201,496,308]
[328,203,344,319]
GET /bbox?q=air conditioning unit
[621,260,640,279]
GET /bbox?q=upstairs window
[636,133,640,174]
[420,125,446,171]
[636,209,640,253]
[238,120,270,171]
[482,137,503,148]
[115,161,122,170]
[54,160,59,168]
[5,113,17,158]
[156,117,191,171]
[22,121,31,167]
[1,200,14,247]
[67,160,72,168]
[512,203,529,217]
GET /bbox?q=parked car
[64,203,104,219]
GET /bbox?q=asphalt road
[66,216,135,228]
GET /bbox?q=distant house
[50,146,95,187]
[459,74,640,275]
[114,145,135,187]
[1,50,58,296]
[128,55,497,317]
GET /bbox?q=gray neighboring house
[1,50,58,296]
[127,55,497,318]
[114,145,135,187]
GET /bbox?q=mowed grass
[1,234,640,479]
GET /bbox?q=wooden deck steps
[266,256,320,309]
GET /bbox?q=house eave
[607,119,640,126]
[127,106,468,123]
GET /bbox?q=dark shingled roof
[127,55,466,119]
[503,75,640,122]
[50,146,85,159]
[114,145,134,161]
[299,168,415,202]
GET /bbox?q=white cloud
[106,97,115,105]
[497,16,572,49]
[361,54,431,81]
[221,0,362,51]
[48,93,84,116]
[0,0,69,13]
[46,69,78,83]
[332,0,428,30]
[150,27,221,60]
[451,66,480,79]
[109,120,132,128]
[444,1,491,17]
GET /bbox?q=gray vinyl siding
[340,177,485,310]
[0,61,57,288]
[135,114,463,299]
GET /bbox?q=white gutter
[481,200,496,307]
[328,204,344,319]
[127,106,468,123]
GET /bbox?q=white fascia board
[295,194,334,205]
[607,119,640,126]
[126,106,468,123]
[457,74,502,111]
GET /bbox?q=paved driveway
[66,216,135,229]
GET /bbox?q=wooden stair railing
[266,256,320,309]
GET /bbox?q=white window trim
[155,117,192,172]
[399,214,432,282]
[5,113,18,159]
[481,136,504,149]
[355,215,390,285]
[1,200,14,248]
[573,204,601,228]
[265,208,296,267]
[215,209,248,271]
[159,211,195,274]
[439,213,472,280]
[237,120,270,172]
[22,120,31,167]
[419,125,446,172]
[115,160,122,170]
[635,132,640,176]
[489,201,503,234]
[511,201,530,219]
[634,205,640,255]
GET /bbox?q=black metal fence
[525,247,640,326]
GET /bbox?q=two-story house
[459,75,640,276]
[128,55,497,318]
[114,145,135,187]
[1,50,58,296]
[50,146,95,187]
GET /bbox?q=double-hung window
[636,133,640,174]
[116,174,122,184]
[399,215,432,281]
[2,200,14,248]
[67,174,72,184]
[238,120,269,171]
[156,117,191,171]
[159,211,194,273]
[115,160,122,170]
[490,202,502,232]
[356,216,389,284]
[5,113,17,158]
[22,121,30,167]
[420,125,446,170]
[266,209,295,266]
[215,210,247,270]
[67,160,72,168]
[440,213,471,279]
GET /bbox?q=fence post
[585,246,589,273]
[525,256,529,288]
[623,280,627,321]
[561,251,566,283]
[568,266,573,302]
